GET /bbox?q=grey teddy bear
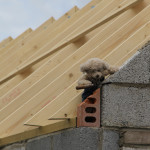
[77,58,118,101]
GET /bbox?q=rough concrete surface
[101,128,120,150]
[1,144,25,150]
[26,136,51,150]
[52,127,101,150]
[26,127,101,150]
[106,41,150,84]
[101,84,150,128]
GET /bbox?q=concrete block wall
[0,128,120,150]
[101,41,150,149]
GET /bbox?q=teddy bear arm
[78,75,93,86]
[108,66,119,74]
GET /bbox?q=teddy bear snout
[96,74,100,78]
[93,72,102,79]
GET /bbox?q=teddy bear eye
[89,70,94,73]
[103,65,107,70]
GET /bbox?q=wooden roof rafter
[0,0,142,85]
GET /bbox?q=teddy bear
[77,58,119,101]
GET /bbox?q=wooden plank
[103,26,150,64]
[116,38,150,66]
[108,39,150,67]
[0,28,33,62]
[0,0,140,114]
[0,37,13,50]
[0,17,54,61]
[0,6,149,136]
[0,39,86,99]
[0,0,140,84]
[63,0,139,42]
[66,0,143,42]
[0,6,79,81]
[0,0,101,99]
[49,95,81,120]
[24,83,82,124]
[35,16,55,31]
[0,118,76,147]
[23,11,150,126]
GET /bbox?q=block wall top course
[105,41,150,84]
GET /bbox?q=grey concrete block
[101,129,120,150]
[101,84,150,128]
[52,127,101,150]
[52,129,80,150]
[1,144,25,150]
[26,136,51,150]
[106,41,150,84]
[79,128,100,150]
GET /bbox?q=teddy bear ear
[80,63,88,72]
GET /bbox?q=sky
[0,0,91,42]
